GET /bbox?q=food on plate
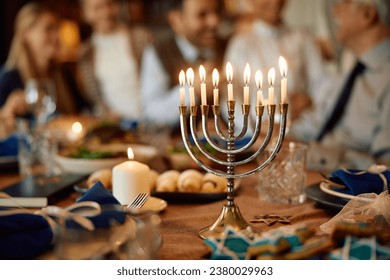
[177,169,203,192]
[61,145,127,159]
[82,122,137,145]
[156,170,180,192]
[201,173,227,193]
[87,169,113,189]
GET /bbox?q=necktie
[316,61,366,141]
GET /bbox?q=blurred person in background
[290,0,390,169]
[140,0,227,127]
[0,2,88,130]
[77,0,152,124]
[224,0,327,121]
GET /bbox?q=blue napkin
[76,181,126,228]
[0,213,53,260]
[329,169,390,196]
[0,135,18,157]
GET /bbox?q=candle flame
[212,68,219,88]
[226,62,233,83]
[179,70,185,87]
[255,70,263,89]
[186,68,194,86]
[71,122,82,134]
[244,63,251,85]
[127,148,134,160]
[199,65,206,82]
[279,56,288,77]
[268,68,275,87]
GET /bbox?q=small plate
[319,182,374,203]
[139,196,167,213]
[305,183,349,212]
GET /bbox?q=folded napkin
[0,134,18,157]
[329,166,390,196]
[0,212,53,260]
[75,181,126,228]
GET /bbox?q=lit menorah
[179,58,289,239]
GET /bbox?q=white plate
[319,182,374,203]
[138,196,167,213]
[56,144,158,174]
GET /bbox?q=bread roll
[177,169,203,192]
[155,170,180,192]
[201,173,227,193]
[87,169,112,189]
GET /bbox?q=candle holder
[179,102,288,239]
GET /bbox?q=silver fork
[126,193,149,211]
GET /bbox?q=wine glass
[25,79,57,125]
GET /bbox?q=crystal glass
[257,142,308,204]
[25,79,56,124]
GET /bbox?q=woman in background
[0,2,88,130]
[77,0,152,123]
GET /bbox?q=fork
[126,193,149,211]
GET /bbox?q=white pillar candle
[268,68,275,105]
[112,148,150,205]
[279,56,288,104]
[212,68,219,105]
[199,65,207,105]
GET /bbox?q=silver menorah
[179,100,288,239]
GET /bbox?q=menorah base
[198,204,255,239]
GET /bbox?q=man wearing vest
[290,0,390,170]
[140,0,226,128]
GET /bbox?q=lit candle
[255,70,263,106]
[226,62,234,101]
[212,68,219,105]
[68,121,83,142]
[186,68,195,106]
[279,56,288,104]
[179,70,185,106]
[268,68,275,104]
[112,148,150,205]
[199,65,207,105]
[243,63,250,105]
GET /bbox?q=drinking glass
[257,142,308,204]
[25,79,56,124]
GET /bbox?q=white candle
[226,62,233,101]
[279,56,288,104]
[255,70,263,106]
[199,65,207,105]
[212,68,219,105]
[268,68,275,105]
[243,63,250,105]
[179,70,185,106]
[186,68,195,106]
[112,148,150,205]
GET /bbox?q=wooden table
[1,170,332,260]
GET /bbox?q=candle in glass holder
[268,68,275,104]
[279,56,288,104]
[179,70,185,106]
[212,68,219,105]
[226,62,233,101]
[186,68,195,106]
[112,148,150,205]
[67,121,83,142]
[255,70,263,106]
[199,65,207,105]
[243,63,250,105]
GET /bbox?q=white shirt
[290,39,390,168]
[93,31,141,120]
[140,36,208,126]
[225,20,326,103]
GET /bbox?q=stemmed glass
[25,79,57,125]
